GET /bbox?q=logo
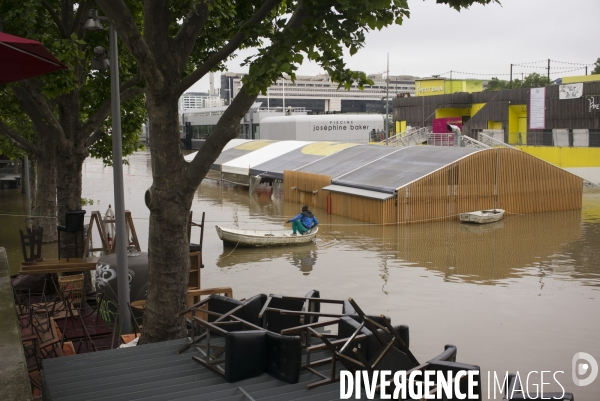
[572,352,598,386]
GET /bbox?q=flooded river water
[2,149,599,399]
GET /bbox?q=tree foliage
[592,58,600,75]
[485,77,509,91]
[92,0,500,343]
[521,72,550,88]
[485,72,550,91]
[0,0,147,166]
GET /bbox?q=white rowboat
[216,225,318,247]
[459,209,505,224]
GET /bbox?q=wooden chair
[19,226,44,264]
[187,211,205,261]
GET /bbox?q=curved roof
[186,139,484,195]
[222,140,312,176]
[333,146,481,193]
[184,139,273,170]
[250,142,358,180]
[296,145,405,178]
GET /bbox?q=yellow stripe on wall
[515,146,600,167]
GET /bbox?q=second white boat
[459,209,505,224]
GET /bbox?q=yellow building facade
[415,78,484,97]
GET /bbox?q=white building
[221,72,417,113]
[180,103,310,149]
[260,114,385,143]
[178,92,225,111]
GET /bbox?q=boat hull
[216,225,318,247]
[459,209,505,224]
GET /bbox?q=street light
[385,53,390,145]
[85,9,131,334]
[91,46,110,70]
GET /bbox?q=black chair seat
[57,210,86,260]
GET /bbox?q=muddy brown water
[1,149,599,399]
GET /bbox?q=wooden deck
[19,258,98,275]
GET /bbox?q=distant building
[414,78,487,97]
[221,72,418,113]
[260,114,385,143]
[180,103,310,149]
[178,92,225,111]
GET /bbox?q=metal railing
[462,135,491,149]
[477,133,517,149]
[381,126,431,147]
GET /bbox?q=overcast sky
[188,0,598,92]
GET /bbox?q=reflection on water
[322,210,585,286]
[1,150,599,399]
[218,243,318,276]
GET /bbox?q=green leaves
[436,0,500,11]
[592,58,600,75]
[0,0,146,165]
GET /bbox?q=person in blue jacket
[286,205,318,235]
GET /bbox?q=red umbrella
[0,32,68,84]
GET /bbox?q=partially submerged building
[186,140,582,224]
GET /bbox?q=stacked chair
[176,290,482,397]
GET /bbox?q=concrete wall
[0,248,32,401]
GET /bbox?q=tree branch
[94,0,165,89]
[184,1,309,188]
[173,0,212,74]
[61,0,74,37]
[18,81,67,147]
[11,85,59,139]
[0,118,41,155]
[72,0,92,37]
[121,67,142,93]
[175,0,283,97]
[184,87,259,188]
[77,86,144,142]
[143,0,172,70]
[85,128,104,147]
[41,0,69,38]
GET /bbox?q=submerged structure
[186,140,582,224]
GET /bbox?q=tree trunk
[32,135,58,243]
[139,91,193,344]
[55,144,86,263]
[55,143,93,292]
[55,147,84,224]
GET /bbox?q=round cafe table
[95,252,149,310]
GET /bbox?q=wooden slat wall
[284,149,582,225]
[496,148,583,214]
[330,195,383,224]
[283,170,332,210]
[456,150,496,214]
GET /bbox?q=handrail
[462,135,491,149]
[478,132,517,149]
[381,126,431,147]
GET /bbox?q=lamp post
[84,9,131,334]
[385,53,390,145]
